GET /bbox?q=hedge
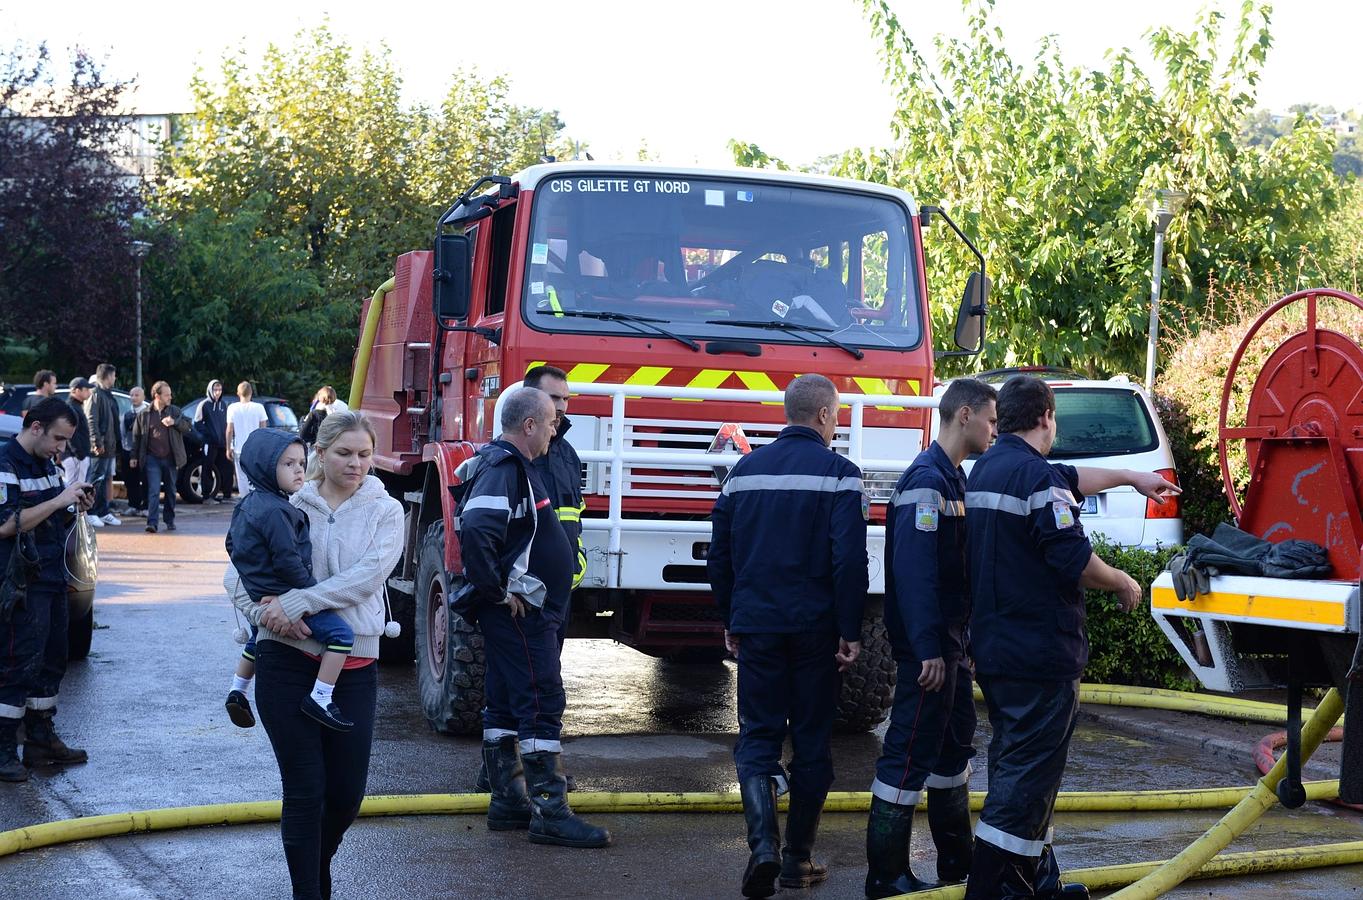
[1084,540,1195,691]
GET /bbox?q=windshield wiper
[706,318,864,360]
[549,310,700,352]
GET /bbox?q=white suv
[936,371,1183,549]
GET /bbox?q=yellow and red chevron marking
[524,362,921,408]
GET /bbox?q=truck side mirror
[954,271,989,353]
[434,233,471,322]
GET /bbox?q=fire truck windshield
[521,174,922,351]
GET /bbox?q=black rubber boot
[927,784,974,883]
[865,795,937,898]
[0,720,27,783]
[1035,844,1089,898]
[22,709,87,766]
[780,788,829,888]
[739,775,782,898]
[522,750,611,848]
[483,736,531,831]
[963,839,1037,899]
[474,759,491,792]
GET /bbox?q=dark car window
[1049,389,1157,459]
[267,402,299,430]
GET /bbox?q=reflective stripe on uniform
[0,471,62,491]
[924,760,972,789]
[891,487,965,517]
[463,495,511,515]
[722,474,863,496]
[519,738,562,753]
[484,728,517,741]
[975,820,1046,857]
[25,695,57,711]
[870,778,923,807]
[0,702,24,719]
[966,486,1077,516]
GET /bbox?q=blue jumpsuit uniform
[964,433,1092,893]
[455,441,575,752]
[529,416,587,647]
[708,424,868,796]
[0,439,73,722]
[874,441,976,802]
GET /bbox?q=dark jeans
[86,454,114,517]
[204,444,234,498]
[0,582,67,718]
[256,641,377,900]
[244,613,354,660]
[144,455,176,528]
[734,630,840,794]
[118,448,145,510]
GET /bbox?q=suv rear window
[1049,388,1157,459]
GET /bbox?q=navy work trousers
[480,602,566,749]
[975,675,1080,857]
[873,655,977,803]
[734,630,840,794]
[144,455,177,528]
[255,641,377,900]
[0,582,67,719]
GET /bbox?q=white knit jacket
[225,475,404,659]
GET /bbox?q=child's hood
[240,427,304,497]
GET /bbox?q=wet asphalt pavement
[1,505,1361,898]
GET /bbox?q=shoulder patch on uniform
[915,502,939,532]
[1052,500,1075,529]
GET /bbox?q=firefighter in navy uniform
[866,378,998,896]
[0,398,94,782]
[522,365,587,640]
[708,374,868,899]
[451,387,610,849]
[963,376,1176,898]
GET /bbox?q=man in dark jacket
[708,373,867,899]
[84,364,122,525]
[523,365,586,642]
[452,386,610,850]
[194,380,233,503]
[130,381,192,534]
[866,378,997,896]
[963,376,1149,899]
[61,378,93,498]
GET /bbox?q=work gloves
[1165,524,1331,602]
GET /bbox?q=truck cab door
[465,201,516,442]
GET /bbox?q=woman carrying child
[225,411,402,900]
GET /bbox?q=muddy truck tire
[834,603,895,733]
[414,521,485,735]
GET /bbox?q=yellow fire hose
[347,276,396,410]
[0,685,1353,896]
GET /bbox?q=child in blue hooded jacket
[224,428,354,732]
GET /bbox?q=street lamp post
[130,241,152,388]
[1144,189,1187,392]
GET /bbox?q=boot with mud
[22,708,87,766]
[779,787,829,888]
[521,750,611,848]
[0,719,27,783]
[483,735,532,831]
[739,775,782,898]
[865,795,938,897]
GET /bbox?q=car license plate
[1083,495,1098,516]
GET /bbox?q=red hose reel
[1218,288,1363,579]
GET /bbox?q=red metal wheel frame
[1217,288,1363,520]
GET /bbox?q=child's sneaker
[225,690,256,728]
[300,695,353,732]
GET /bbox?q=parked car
[936,369,1183,549]
[179,395,299,502]
[0,384,98,660]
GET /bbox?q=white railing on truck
[494,382,939,588]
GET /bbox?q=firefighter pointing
[708,373,868,899]
[866,377,998,895]
[963,376,1175,898]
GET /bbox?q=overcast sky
[5,1,1359,166]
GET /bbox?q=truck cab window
[485,203,515,317]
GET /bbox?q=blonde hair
[306,410,378,482]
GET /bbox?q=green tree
[850,0,1340,375]
[152,24,568,399]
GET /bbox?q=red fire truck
[349,163,987,735]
